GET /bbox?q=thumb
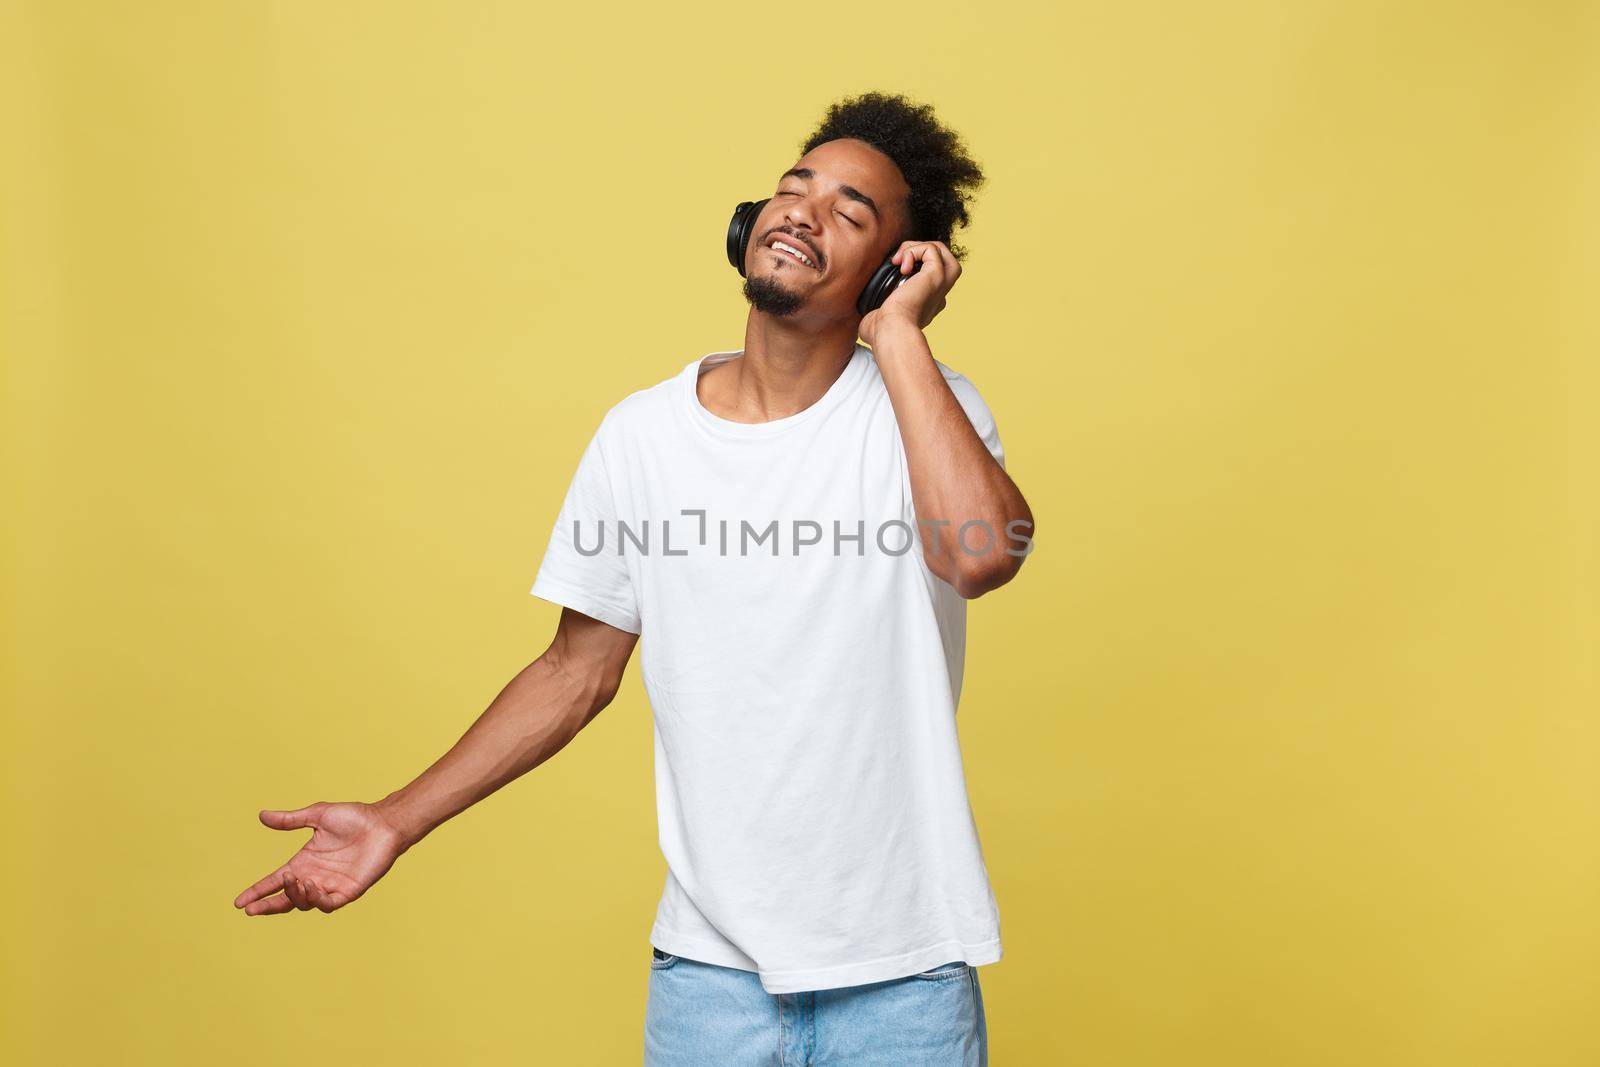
[259,804,322,831]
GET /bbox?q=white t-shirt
[530,341,1007,994]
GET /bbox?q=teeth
[770,240,814,267]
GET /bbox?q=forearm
[372,652,610,849]
[871,317,1034,595]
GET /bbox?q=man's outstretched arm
[233,606,639,916]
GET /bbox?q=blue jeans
[643,946,989,1066]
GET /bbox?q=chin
[742,274,806,317]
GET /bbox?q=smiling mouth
[767,238,818,269]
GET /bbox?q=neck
[704,311,859,423]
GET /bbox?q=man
[233,91,1034,1066]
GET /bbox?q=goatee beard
[742,274,805,317]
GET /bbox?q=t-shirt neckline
[683,343,871,439]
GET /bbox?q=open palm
[233,801,408,915]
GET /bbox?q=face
[742,137,912,320]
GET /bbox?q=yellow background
[4,1,1596,1063]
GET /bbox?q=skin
[234,136,1034,918]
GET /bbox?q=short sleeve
[529,416,643,634]
[940,365,1006,471]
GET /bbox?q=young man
[233,91,1034,1066]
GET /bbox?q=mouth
[765,234,820,271]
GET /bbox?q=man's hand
[857,239,961,348]
[232,801,410,915]
[231,611,637,918]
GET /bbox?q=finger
[243,892,296,916]
[303,878,333,914]
[259,804,322,831]
[910,243,945,282]
[892,241,924,271]
[235,865,292,908]
[281,870,311,911]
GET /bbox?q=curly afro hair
[799,91,985,261]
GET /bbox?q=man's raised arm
[232,607,638,916]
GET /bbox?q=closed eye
[775,187,860,226]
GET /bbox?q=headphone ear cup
[726,198,770,277]
[857,259,903,318]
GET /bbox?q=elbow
[579,665,627,725]
[595,668,626,711]
[952,553,1021,600]
[951,516,1034,600]
[544,647,626,730]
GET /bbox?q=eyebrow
[780,167,880,221]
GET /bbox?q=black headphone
[726,198,908,318]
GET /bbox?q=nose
[781,199,817,235]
